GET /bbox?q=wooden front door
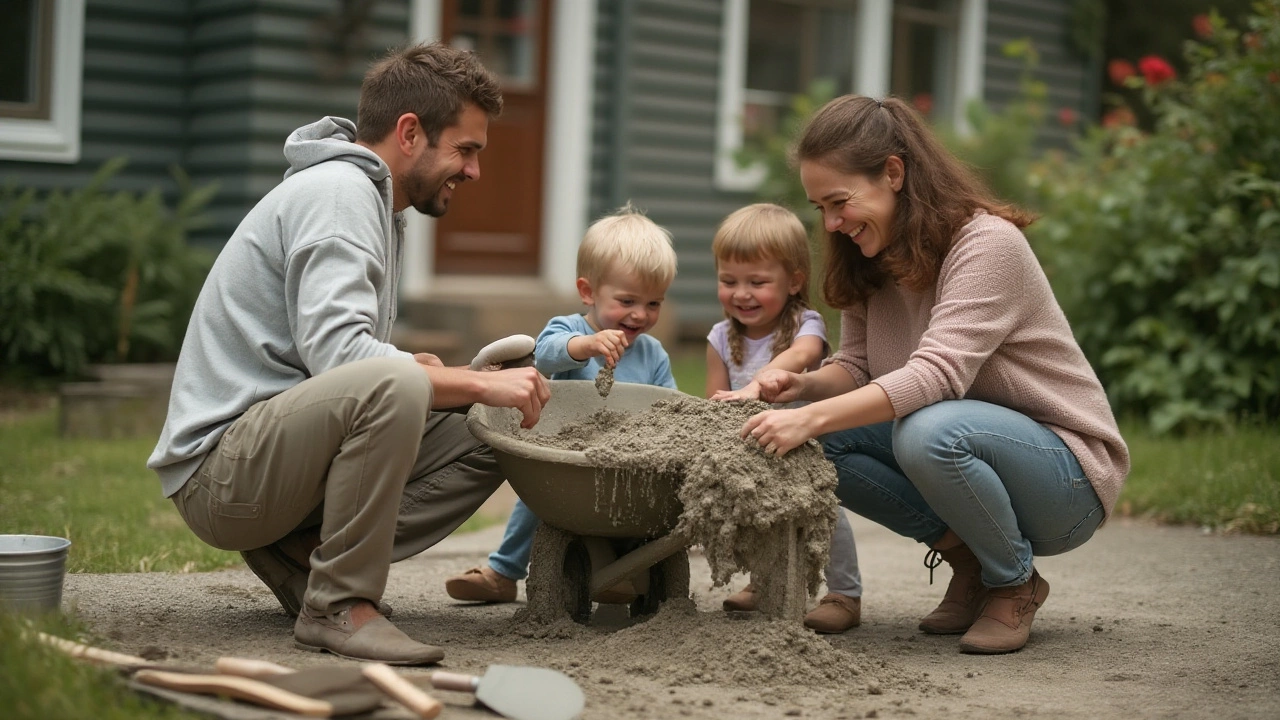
[436,0,549,276]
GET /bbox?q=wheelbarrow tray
[466,381,687,538]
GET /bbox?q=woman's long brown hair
[794,95,1036,308]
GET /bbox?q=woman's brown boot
[958,570,1050,654]
[918,544,987,634]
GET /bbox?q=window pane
[892,0,957,119]
[0,0,37,104]
[745,1,857,145]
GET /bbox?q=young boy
[445,204,679,604]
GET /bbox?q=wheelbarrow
[466,381,693,624]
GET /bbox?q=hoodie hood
[282,116,389,182]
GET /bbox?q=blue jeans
[822,399,1104,588]
[489,498,539,580]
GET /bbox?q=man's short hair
[356,42,503,145]
[577,203,678,290]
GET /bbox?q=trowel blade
[474,665,585,720]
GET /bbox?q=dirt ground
[65,501,1279,720]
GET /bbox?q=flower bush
[1029,2,1280,432]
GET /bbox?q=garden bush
[1028,2,1280,432]
[0,159,216,378]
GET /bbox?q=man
[147,43,549,666]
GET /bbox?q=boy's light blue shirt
[534,314,677,389]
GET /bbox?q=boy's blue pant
[488,498,539,580]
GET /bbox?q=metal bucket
[0,535,72,613]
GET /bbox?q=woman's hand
[710,380,761,402]
[741,406,815,457]
[754,369,805,405]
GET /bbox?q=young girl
[706,203,862,634]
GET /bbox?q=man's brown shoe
[958,570,1050,654]
[242,540,393,617]
[294,606,443,665]
[722,582,759,612]
[803,593,861,633]
[445,566,517,603]
[919,544,988,634]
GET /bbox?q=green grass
[1119,421,1279,533]
[0,408,502,575]
[0,611,203,720]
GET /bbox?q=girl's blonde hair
[711,203,814,366]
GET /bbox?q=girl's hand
[741,407,814,457]
[754,369,804,404]
[582,329,628,367]
[710,380,762,402]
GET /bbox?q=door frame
[403,0,595,299]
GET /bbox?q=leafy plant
[1029,1,1280,431]
[0,160,217,377]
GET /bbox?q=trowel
[429,665,584,720]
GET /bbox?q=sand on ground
[64,506,1280,720]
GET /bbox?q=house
[1,0,1097,360]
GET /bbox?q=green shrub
[1028,2,1280,432]
[0,159,217,377]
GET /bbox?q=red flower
[912,93,933,115]
[1108,59,1137,86]
[1244,32,1262,50]
[1057,107,1078,127]
[1138,55,1176,85]
[1269,71,1280,84]
[1192,14,1213,39]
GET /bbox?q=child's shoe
[722,582,759,611]
[445,566,517,603]
[803,593,861,633]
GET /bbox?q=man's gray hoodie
[148,117,414,497]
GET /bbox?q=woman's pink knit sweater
[827,212,1130,518]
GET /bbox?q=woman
[743,95,1129,654]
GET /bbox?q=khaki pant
[172,357,503,614]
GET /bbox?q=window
[891,0,960,120]
[0,0,85,163]
[717,0,985,191]
[449,0,539,90]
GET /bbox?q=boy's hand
[571,329,628,367]
[476,367,552,429]
[711,380,762,402]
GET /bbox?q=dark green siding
[985,0,1094,148]
[0,0,410,246]
[590,0,752,337]
[0,0,189,195]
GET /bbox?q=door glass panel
[452,0,538,89]
[891,0,958,119]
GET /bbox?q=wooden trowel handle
[215,657,296,677]
[427,670,479,692]
[36,632,150,669]
[362,663,443,719]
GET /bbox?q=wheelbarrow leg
[756,521,809,622]
[519,525,591,625]
[629,548,690,618]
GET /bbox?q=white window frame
[715,0,985,192]
[0,0,85,163]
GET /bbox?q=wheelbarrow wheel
[522,524,592,625]
[629,548,690,618]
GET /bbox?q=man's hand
[414,352,445,367]
[754,369,805,405]
[476,366,551,429]
[568,329,628,367]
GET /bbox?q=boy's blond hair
[712,203,815,366]
[578,203,677,289]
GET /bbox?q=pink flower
[912,93,933,115]
[1138,56,1177,85]
[1057,107,1078,127]
[1108,59,1137,87]
[1102,107,1136,129]
[1192,14,1213,39]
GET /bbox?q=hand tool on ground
[428,665,584,720]
[37,632,441,718]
